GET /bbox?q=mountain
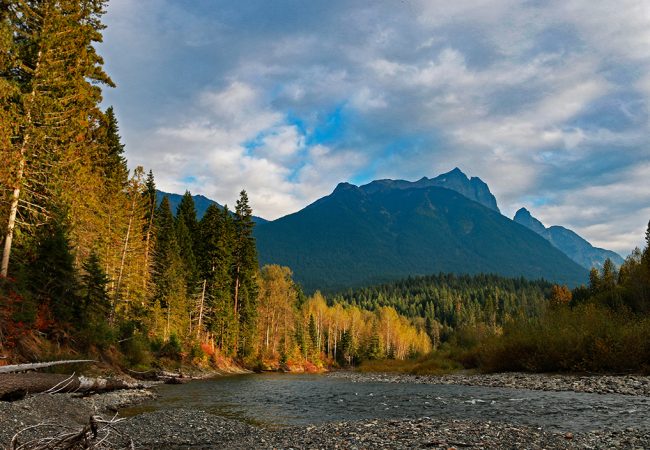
[513,208,624,270]
[255,180,588,292]
[156,190,268,224]
[360,167,500,212]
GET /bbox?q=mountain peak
[431,168,499,212]
[513,207,548,236]
[333,182,359,194]
[435,167,468,181]
[514,207,532,219]
[358,168,499,212]
[513,206,624,270]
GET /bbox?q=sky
[99,0,650,256]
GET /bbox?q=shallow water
[122,373,650,431]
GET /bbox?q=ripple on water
[120,373,650,432]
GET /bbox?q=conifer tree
[79,249,110,333]
[100,106,128,189]
[0,11,19,254]
[175,193,198,293]
[232,190,259,355]
[1,0,114,277]
[142,170,157,288]
[197,204,235,349]
[589,267,601,294]
[176,192,198,243]
[30,220,78,326]
[153,197,188,340]
[111,167,149,318]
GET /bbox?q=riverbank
[2,393,648,449]
[2,372,650,449]
[112,409,649,449]
[329,370,650,396]
[0,393,650,449]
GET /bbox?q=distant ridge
[513,207,624,270]
[155,190,268,224]
[255,172,588,292]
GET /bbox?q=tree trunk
[143,200,155,289]
[1,50,42,278]
[197,279,206,339]
[233,266,240,352]
[233,266,240,317]
[0,373,140,401]
[114,195,136,308]
[0,360,95,374]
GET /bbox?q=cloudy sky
[99,0,650,256]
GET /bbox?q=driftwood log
[126,368,190,384]
[10,414,133,449]
[0,360,95,374]
[0,373,141,401]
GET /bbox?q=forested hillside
[156,190,267,223]
[256,181,588,292]
[0,1,427,369]
[335,274,552,345]
[346,228,650,374]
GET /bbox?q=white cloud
[101,0,650,254]
[530,163,650,254]
[137,81,369,220]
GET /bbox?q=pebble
[328,371,650,396]
[2,373,650,449]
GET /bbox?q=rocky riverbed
[329,370,650,396]
[1,372,650,449]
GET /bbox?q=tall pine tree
[1,0,114,277]
[175,192,199,294]
[232,190,259,356]
[153,197,188,341]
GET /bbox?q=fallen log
[0,373,142,401]
[125,368,159,381]
[0,360,95,374]
[126,368,187,383]
[163,376,191,385]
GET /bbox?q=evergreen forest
[337,238,650,374]
[1,1,649,376]
[0,1,427,371]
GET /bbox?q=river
[122,373,650,432]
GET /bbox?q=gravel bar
[110,408,650,449]
[2,373,650,449]
[328,371,650,396]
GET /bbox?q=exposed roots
[10,414,134,450]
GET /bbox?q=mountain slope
[156,190,267,223]
[513,208,624,270]
[360,167,500,212]
[255,183,588,292]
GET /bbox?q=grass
[358,351,465,375]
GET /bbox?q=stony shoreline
[1,372,650,449]
[328,370,650,396]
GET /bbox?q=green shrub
[478,304,650,373]
[159,333,183,360]
[121,333,153,368]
